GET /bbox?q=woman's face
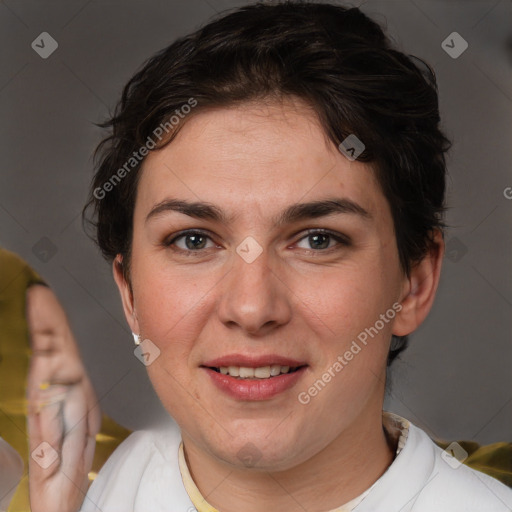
[115,97,410,470]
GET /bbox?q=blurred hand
[26,285,101,512]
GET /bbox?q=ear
[393,229,444,337]
[112,254,140,335]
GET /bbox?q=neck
[181,406,396,512]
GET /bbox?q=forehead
[136,98,386,223]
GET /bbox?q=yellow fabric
[0,248,131,511]
[434,439,512,488]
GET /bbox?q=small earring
[132,332,141,346]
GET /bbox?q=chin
[209,432,307,472]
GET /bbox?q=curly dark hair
[83,0,452,366]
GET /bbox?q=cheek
[293,261,391,340]
[131,255,214,344]
[291,256,398,398]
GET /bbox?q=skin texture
[113,97,444,512]
[26,285,101,512]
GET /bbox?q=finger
[61,385,88,470]
[82,378,102,439]
[27,401,65,506]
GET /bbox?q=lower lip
[203,366,307,401]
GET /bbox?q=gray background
[1,0,511,444]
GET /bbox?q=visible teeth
[217,365,297,379]
[270,364,281,376]
[239,367,254,378]
[228,366,239,377]
[254,366,271,378]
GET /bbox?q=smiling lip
[202,354,307,368]
[201,353,308,401]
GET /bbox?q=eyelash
[163,229,351,255]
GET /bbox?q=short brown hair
[83,1,452,365]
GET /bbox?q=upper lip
[202,354,307,368]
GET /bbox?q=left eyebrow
[274,197,372,226]
[145,197,371,225]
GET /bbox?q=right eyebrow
[145,199,233,225]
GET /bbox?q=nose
[216,245,292,336]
